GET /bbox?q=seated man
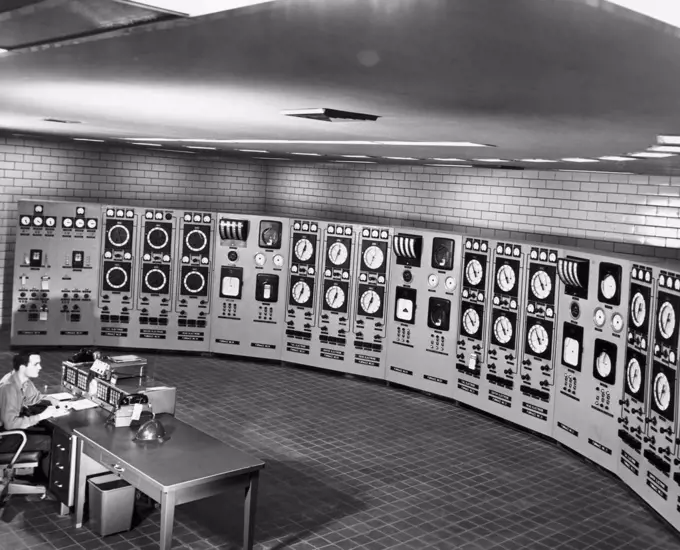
[0,351,60,483]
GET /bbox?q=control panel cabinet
[454,238,493,406]
[515,246,560,437]
[352,225,393,379]
[385,231,462,397]
[12,200,101,347]
[480,241,526,420]
[210,215,289,360]
[553,251,630,473]
[96,206,141,348]
[282,219,323,365]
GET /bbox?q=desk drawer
[49,428,74,506]
[96,449,160,501]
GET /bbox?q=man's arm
[0,385,46,430]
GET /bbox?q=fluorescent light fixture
[648,145,680,153]
[658,135,680,145]
[254,157,290,160]
[331,160,376,164]
[561,158,598,162]
[604,1,680,29]
[186,146,217,150]
[237,149,269,153]
[162,149,196,154]
[73,138,105,142]
[383,156,417,160]
[290,152,321,156]
[131,142,163,146]
[560,169,634,174]
[519,159,557,163]
[123,0,277,18]
[425,164,473,167]
[121,138,493,147]
[0,48,8,54]
[430,158,465,162]
[629,151,675,158]
[339,155,371,158]
[473,158,509,162]
[598,155,635,161]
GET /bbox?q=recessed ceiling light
[186,146,217,150]
[598,156,635,161]
[331,160,376,164]
[254,157,290,160]
[121,138,493,147]
[290,152,322,156]
[560,169,634,174]
[383,156,417,160]
[73,138,105,142]
[519,159,557,163]
[425,164,473,167]
[237,149,269,153]
[131,142,163,147]
[339,155,371,158]
[430,158,465,161]
[162,149,196,154]
[629,151,675,158]
[658,135,680,145]
[561,158,598,162]
[648,145,680,153]
[473,158,509,162]
[127,0,277,17]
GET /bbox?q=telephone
[70,348,101,364]
[119,393,149,408]
[108,393,150,428]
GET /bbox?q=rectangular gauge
[597,262,622,306]
[557,257,589,300]
[29,249,42,268]
[393,234,423,267]
[592,338,617,385]
[72,250,84,269]
[493,259,520,298]
[259,220,283,249]
[431,238,454,271]
[628,283,650,336]
[561,322,583,371]
[357,284,384,319]
[491,310,517,349]
[325,237,352,270]
[624,348,646,400]
[650,361,675,421]
[654,291,680,353]
[524,319,553,360]
[256,273,279,303]
[527,263,556,305]
[394,286,417,324]
[220,266,243,299]
[360,240,388,274]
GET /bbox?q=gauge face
[106,267,128,289]
[147,227,169,249]
[596,351,612,379]
[87,218,97,229]
[294,238,314,262]
[325,285,346,309]
[363,245,384,270]
[291,280,311,304]
[328,242,348,265]
[496,264,516,293]
[462,308,480,335]
[273,254,284,267]
[658,301,676,340]
[254,253,266,266]
[33,217,43,226]
[445,277,456,291]
[528,324,549,355]
[465,259,483,286]
[183,271,205,293]
[108,224,130,247]
[627,358,642,394]
[611,313,624,333]
[20,216,31,226]
[494,316,513,344]
[593,307,606,328]
[74,218,85,229]
[428,274,439,288]
[45,217,55,227]
[186,229,207,252]
[631,292,646,328]
[360,289,381,315]
[600,273,617,300]
[654,372,671,411]
[62,217,73,228]
[433,245,450,268]
[531,270,552,300]
[145,268,166,292]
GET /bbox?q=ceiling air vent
[282,108,379,122]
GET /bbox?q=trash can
[87,473,135,536]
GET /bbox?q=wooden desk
[56,409,264,550]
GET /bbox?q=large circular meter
[658,302,676,340]
[626,357,642,394]
[360,289,381,315]
[654,371,671,411]
[462,308,480,335]
[328,242,348,266]
[294,238,314,262]
[493,316,513,344]
[531,270,552,300]
[527,324,549,355]
[595,351,612,379]
[631,292,646,328]
[465,259,483,286]
[496,265,516,293]
[325,285,346,309]
[363,245,384,270]
[291,280,311,304]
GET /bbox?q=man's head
[13,351,42,378]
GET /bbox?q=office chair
[0,430,47,507]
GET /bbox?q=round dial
[186,229,207,252]
[433,245,450,268]
[183,271,205,293]
[33,217,43,226]
[626,357,642,394]
[62,217,73,228]
[462,308,480,335]
[654,372,671,411]
[658,301,676,340]
[530,270,552,300]
[74,218,85,229]
[145,268,167,292]
[45,217,55,227]
[612,312,624,333]
[445,277,457,291]
[631,292,646,328]
[360,289,381,315]
[294,238,314,262]
[292,280,311,304]
[87,218,97,229]
[493,316,513,344]
[254,253,266,266]
[20,216,31,226]
[108,224,130,247]
[273,254,284,267]
[528,324,549,355]
[363,245,384,270]
[147,227,169,249]
[596,351,612,379]
[428,274,439,288]
[325,285,346,309]
[593,307,606,328]
[465,259,483,286]
[600,273,617,300]
[106,266,128,290]
[328,242,348,266]
[496,264,516,293]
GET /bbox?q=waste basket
[87,473,135,536]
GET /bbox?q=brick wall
[266,162,680,261]
[0,136,267,327]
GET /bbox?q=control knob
[522,374,530,381]
[619,398,629,406]
[522,359,531,366]
[643,436,656,444]
[505,354,514,361]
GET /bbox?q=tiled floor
[0,344,679,550]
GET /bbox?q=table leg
[159,490,176,550]
[243,472,259,550]
[59,502,69,516]
[73,439,86,528]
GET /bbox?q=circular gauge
[328,242,348,265]
[145,268,167,292]
[108,224,130,247]
[273,254,284,267]
[261,227,280,248]
[428,274,439,288]
[87,218,97,229]
[106,266,128,290]
[33,217,43,226]
[325,285,346,309]
[62,217,73,228]
[294,238,314,262]
[530,270,552,300]
[465,259,483,286]
[462,308,480,336]
[600,273,617,300]
[363,245,384,270]
[612,312,624,333]
[75,218,85,229]
[445,277,457,291]
[496,264,516,293]
[528,324,549,355]
[183,271,205,293]
[594,307,606,328]
[653,372,671,411]
[658,301,676,340]
[227,250,239,262]
[596,351,612,379]
[631,292,646,328]
[493,316,513,345]
[360,289,381,315]
[147,227,169,250]
[45,217,55,227]
[433,245,451,268]
[20,215,31,226]
[627,357,642,394]
[291,280,311,304]
[186,229,207,252]
[254,253,266,266]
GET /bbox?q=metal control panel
[553,252,630,473]
[386,231,462,398]
[282,219,322,364]
[12,200,100,347]
[454,238,492,406]
[515,246,560,436]
[210,215,289,360]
